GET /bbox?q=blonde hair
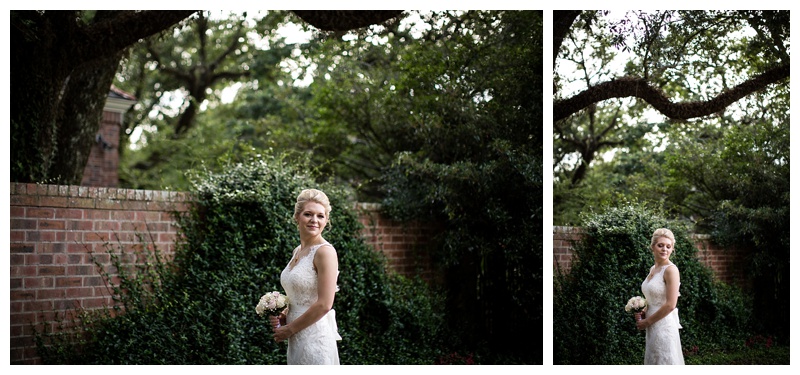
[293,189,332,229]
[650,228,675,248]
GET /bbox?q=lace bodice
[280,242,340,365]
[642,264,680,314]
[283,243,327,308]
[641,263,684,365]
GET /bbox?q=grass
[684,345,789,365]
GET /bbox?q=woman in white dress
[270,189,341,365]
[635,228,685,365]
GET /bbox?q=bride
[270,189,341,365]
[635,228,685,365]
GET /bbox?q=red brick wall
[691,233,748,287]
[553,226,749,287]
[355,203,438,283]
[553,226,583,274]
[80,111,121,187]
[9,183,191,364]
[9,183,434,364]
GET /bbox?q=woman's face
[651,237,674,262]
[296,202,327,237]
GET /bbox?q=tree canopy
[9,10,405,185]
[554,11,789,122]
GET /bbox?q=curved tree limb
[83,11,198,64]
[554,63,789,122]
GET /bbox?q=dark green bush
[35,156,447,364]
[553,203,752,364]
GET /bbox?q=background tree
[144,11,252,137]
[114,11,301,188]
[10,10,405,186]
[377,11,542,362]
[554,11,789,122]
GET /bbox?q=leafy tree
[554,11,789,122]
[115,11,300,189]
[115,11,412,191]
[554,11,788,194]
[376,11,542,363]
[10,10,406,186]
[142,11,253,137]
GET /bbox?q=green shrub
[35,156,447,364]
[553,203,752,364]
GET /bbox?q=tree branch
[554,63,789,122]
[83,11,197,63]
[292,10,404,31]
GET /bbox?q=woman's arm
[272,245,338,342]
[637,266,680,330]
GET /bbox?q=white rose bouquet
[256,291,289,317]
[625,296,647,316]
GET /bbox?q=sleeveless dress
[280,242,341,365]
[641,263,685,365]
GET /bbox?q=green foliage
[378,11,542,364]
[555,10,789,223]
[35,156,447,364]
[554,204,752,364]
[684,342,789,365]
[117,11,301,191]
[662,116,789,341]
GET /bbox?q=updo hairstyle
[650,228,675,249]
[293,189,332,230]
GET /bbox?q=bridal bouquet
[625,296,647,315]
[256,291,289,317]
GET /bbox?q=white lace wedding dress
[280,242,341,365]
[641,263,685,365]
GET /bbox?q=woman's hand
[269,310,287,327]
[634,312,644,322]
[272,323,295,343]
[270,311,292,342]
[636,317,650,330]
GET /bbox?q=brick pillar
[81,86,136,187]
[80,111,121,187]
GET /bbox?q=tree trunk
[10,10,196,184]
[55,51,125,184]
[10,11,77,183]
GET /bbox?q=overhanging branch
[554,63,789,122]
